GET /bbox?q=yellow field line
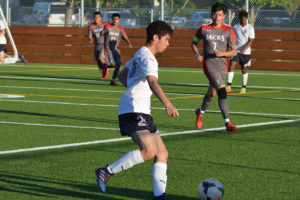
[0,68,97,73]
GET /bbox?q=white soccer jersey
[0,20,6,44]
[233,23,255,55]
[118,46,158,115]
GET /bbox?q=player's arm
[191,30,203,63]
[215,45,237,57]
[0,28,5,36]
[118,67,128,87]
[146,75,179,117]
[122,29,132,48]
[240,38,254,54]
[88,27,94,43]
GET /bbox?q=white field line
[3,65,300,77]
[1,76,300,90]
[0,119,299,155]
[1,99,300,118]
[0,121,119,131]
[158,69,300,77]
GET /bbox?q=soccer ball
[197,178,224,200]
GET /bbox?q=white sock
[227,72,234,84]
[224,118,230,123]
[242,73,248,86]
[152,162,167,196]
[107,149,144,174]
[200,108,205,114]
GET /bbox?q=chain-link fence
[1,0,299,30]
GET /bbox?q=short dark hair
[112,13,120,19]
[146,20,173,45]
[239,10,248,19]
[93,11,101,17]
[211,2,227,14]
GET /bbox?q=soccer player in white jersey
[95,21,179,200]
[191,2,238,132]
[226,10,255,93]
[0,19,7,63]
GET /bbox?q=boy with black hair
[95,20,179,200]
[226,10,255,93]
[88,11,109,79]
[102,13,132,86]
[191,2,238,132]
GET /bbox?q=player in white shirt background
[0,19,7,63]
[226,10,255,94]
[95,21,179,200]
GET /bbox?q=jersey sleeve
[140,56,158,78]
[121,28,130,43]
[193,27,202,43]
[228,28,237,47]
[249,26,255,39]
[88,25,92,38]
[0,20,5,30]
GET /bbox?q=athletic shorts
[106,47,122,66]
[0,44,6,52]
[118,113,158,136]
[231,53,251,66]
[94,46,105,61]
[203,58,227,89]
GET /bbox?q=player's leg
[151,134,168,199]
[240,55,251,93]
[226,57,239,92]
[195,62,217,129]
[217,85,238,132]
[0,44,5,63]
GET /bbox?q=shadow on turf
[2,73,111,86]
[0,171,194,200]
[0,109,118,124]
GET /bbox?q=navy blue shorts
[118,113,158,136]
[231,53,251,66]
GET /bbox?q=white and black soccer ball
[197,178,224,200]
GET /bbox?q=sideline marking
[3,65,300,77]
[0,85,192,96]
[1,99,300,118]
[0,121,119,131]
[0,94,25,98]
[1,75,300,90]
[0,119,299,155]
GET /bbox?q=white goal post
[0,5,19,64]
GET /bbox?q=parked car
[163,15,187,28]
[255,7,291,29]
[22,2,80,26]
[186,11,229,28]
[99,11,140,28]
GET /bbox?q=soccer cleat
[225,122,238,132]
[101,67,109,79]
[226,86,232,93]
[110,80,119,86]
[19,55,28,64]
[154,193,169,200]
[95,167,112,193]
[240,87,246,94]
[195,109,203,129]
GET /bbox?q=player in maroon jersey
[102,13,132,86]
[88,12,109,79]
[191,2,238,132]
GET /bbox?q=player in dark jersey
[88,11,109,79]
[191,2,238,132]
[102,13,132,86]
